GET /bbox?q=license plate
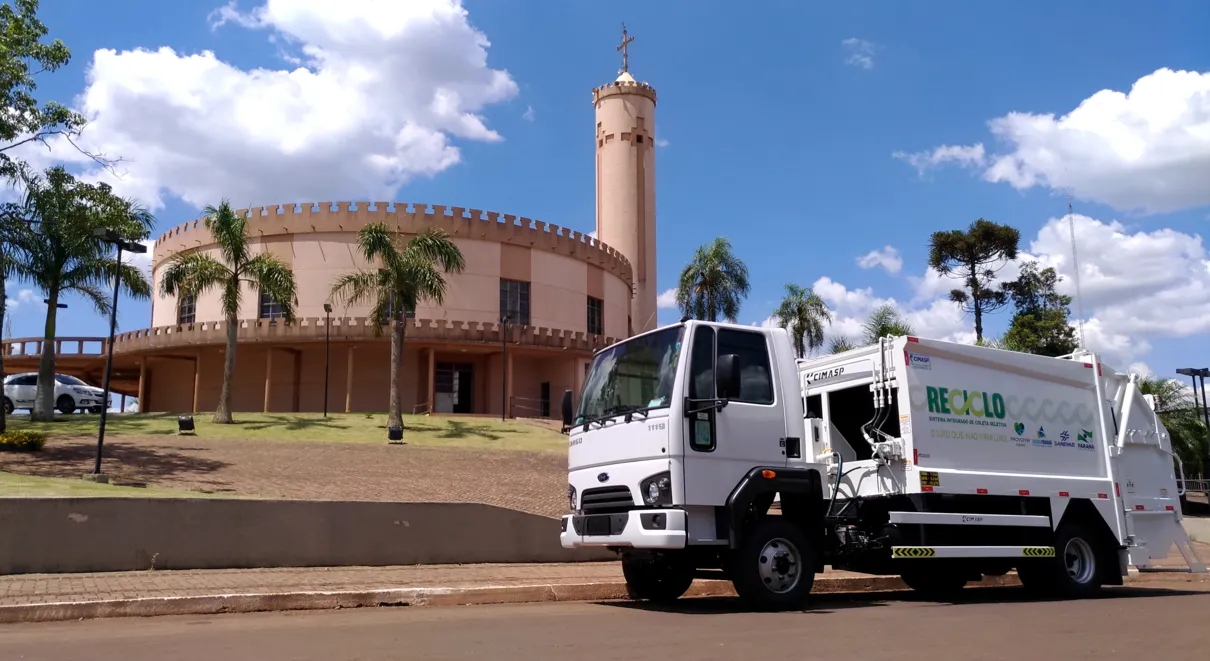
[584,515,611,536]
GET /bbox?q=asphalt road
[3,585,1210,660]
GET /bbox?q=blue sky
[6,0,1210,380]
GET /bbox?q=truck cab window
[688,326,716,451]
[716,328,774,405]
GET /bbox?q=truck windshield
[577,325,685,423]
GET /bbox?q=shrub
[0,430,47,452]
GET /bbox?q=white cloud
[522,105,535,122]
[120,239,156,279]
[812,276,973,348]
[17,0,519,211]
[892,144,986,177]
[842,38,876,70]
[896,68,1210,214]
[857,245,903,274]
[657,288,678,309]
[4,288,41,311]
[655,138,669,148]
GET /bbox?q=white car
[3,372,110,415]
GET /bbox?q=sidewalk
[2,542,1206,625]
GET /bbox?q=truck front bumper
[560,508,687,550]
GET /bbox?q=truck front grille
[579,486,635,514]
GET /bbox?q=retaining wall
[0,499,612,575]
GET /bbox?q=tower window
[500,278,530,326]
[259,290,284,319]
[177,292,196,325]
[587,296,603,335]
[636,135,644,144]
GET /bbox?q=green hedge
[0,430,46,452]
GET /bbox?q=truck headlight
[567,484,577,511]
[639,471,672,507]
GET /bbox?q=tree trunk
[213,312,238,424]
[0,267,6,433]
[32,289,60,422]
[970,263,984,343]
[387,313,404,435]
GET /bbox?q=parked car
[3,372,110,415]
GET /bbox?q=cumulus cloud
[894,67,1210,214]
[657,288,678,309]
[842,38,876,70]
[4,288,42,311]
[655,138,669,148]
[857,245,903,274]
[16,0,519,211]
[120,239,156,279]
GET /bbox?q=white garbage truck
[558,320,1206,610]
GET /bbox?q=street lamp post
[89,228,147,481]
[1176,367,1210,478]
[323,302,332,418]
[500,314,510,421]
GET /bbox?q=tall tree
[928,218,1020,342]
[0,0,116,180]
[1001,261,1078,357]
[828,304,916,354]
[1137,375,1207,479]
[160,200,297,424]
[18,166,153,420]
[774,283,832,358]
[330,223,466,434]
[0,202,33,431]
[675,237,750,323]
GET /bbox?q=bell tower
[594,24,658,334]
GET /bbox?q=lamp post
[89,228,147,481]
[500,313,510,421]
[323,302,332,418]
[1176,367,1210,477]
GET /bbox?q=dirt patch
[0,435,569,517]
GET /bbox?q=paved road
[3,585,1209,660]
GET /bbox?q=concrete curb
[0,573,1024,625]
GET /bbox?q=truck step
[891,545,1055,559]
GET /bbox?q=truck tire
[730,517,815,611]
[621,555,694,603]
[900,567,968,600]
[1018,521,1104,599]
[56,395,76,415]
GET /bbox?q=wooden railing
[2,336,108,358]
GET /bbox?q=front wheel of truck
[729,517,816,611]
[621,555,694,603]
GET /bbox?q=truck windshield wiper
[603,404,652,421]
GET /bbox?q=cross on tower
[616,24,634,74]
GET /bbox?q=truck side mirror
[561,389,574,427]
[717,353,742,399]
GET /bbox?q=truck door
[681,325,787,507]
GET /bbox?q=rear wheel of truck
[621,555,694,603]
[730,517,815,611]
[899,566,968,600]
[1018,521,1104,599]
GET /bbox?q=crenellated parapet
[592,79,657,106]
[151,202,634,288]
[109,316,618,355]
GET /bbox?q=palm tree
[829,304,916,354]
[675,237,750,322]
[18,166,153,421]
[329,223,466,435]
[160,199,298,424]
[775,283,832,359]
[1137,374,1207,479]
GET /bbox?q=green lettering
[949,389,963,415]
[926,386,940,413]
[982,392,991,417]
[938,388,951,414]
[969,391,984,417]
[992,393,1006,419]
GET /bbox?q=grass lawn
[0,470,231,499]
[4,411,568,453]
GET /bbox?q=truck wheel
[730,517,815,611]
[1018,521,1104,599]
[900,567,968,600]
[621,555,694,603]
[56,395,76,415]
